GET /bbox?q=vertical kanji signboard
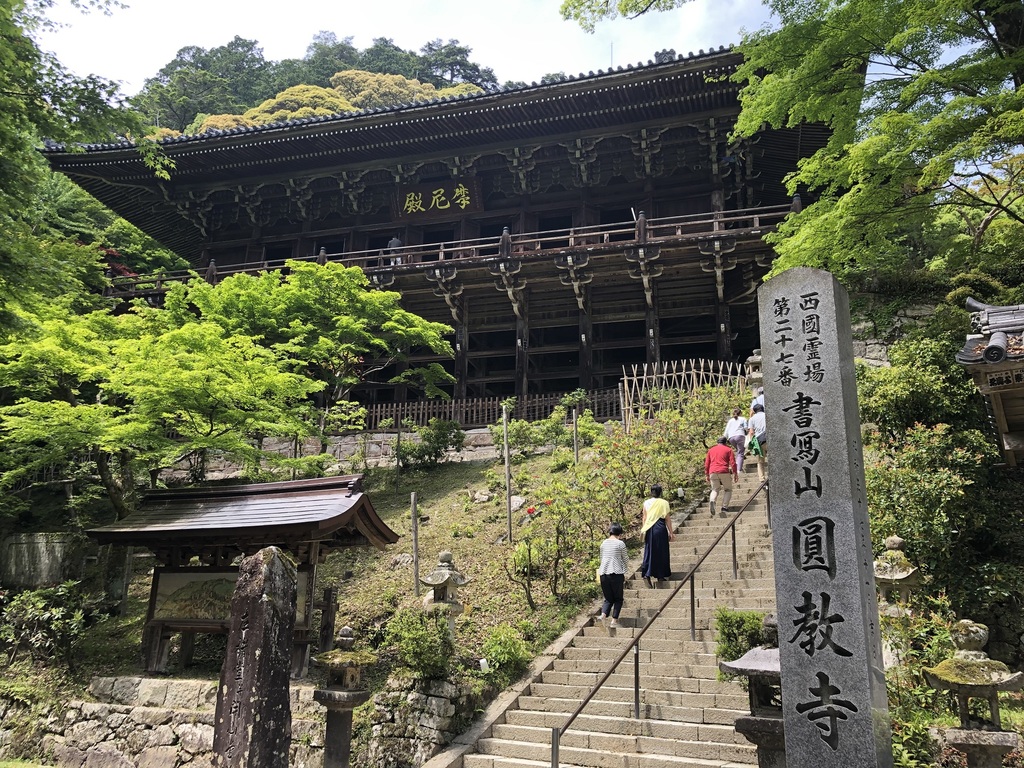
[759,268,892,768]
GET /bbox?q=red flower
[543,499,552,505]
[527,506,536,515]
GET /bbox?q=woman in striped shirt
[597,522,629,628]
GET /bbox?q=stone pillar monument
[212,546,298,768]
[758,268,892,768]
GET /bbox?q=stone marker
[212,546,298,767]
[758,268,892,768]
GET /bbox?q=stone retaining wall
[0,677,324,768]
[2,674,486,768]
[363,675,486,768]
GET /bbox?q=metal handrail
[550,478,770,767]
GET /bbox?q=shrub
[0,581,96,670]
[383,607,455,678]
[395,418,465,469]
[714,606,766,673]
[481,624,530,686]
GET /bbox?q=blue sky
[39,0,773,96]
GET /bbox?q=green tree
[0,0,140,330]
[418,39,498,90]
[166,261,454,435]
[243,85,355,124]
[329,70,437,110]
[357,37,420,79]
[0,305,320,521]
[133,36,273,131]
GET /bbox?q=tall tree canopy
[562,0,1024,288]
[0,0,142,329]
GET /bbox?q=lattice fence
[620,359,749,432]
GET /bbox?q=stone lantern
[924,619,1024,767]
[313,626,377,768]
[419,551,470,638]
[718,614,785,768]
[873,535,923,615]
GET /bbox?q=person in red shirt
[705,436,738,516]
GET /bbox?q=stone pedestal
[314,688,371,768]
[720,637,786,768]
[734,716,787,768]
[941,729,1019,768]
[313,626,375,768]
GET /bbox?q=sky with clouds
[39,0,774,97]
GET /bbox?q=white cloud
[39,0,773,96]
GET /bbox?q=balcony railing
[104,204,793,299]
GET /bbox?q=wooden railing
[363,388,622,430]
[103,204,793,299]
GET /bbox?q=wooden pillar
[455,302,469,401]
[579,305,593,390]
[515,294,529,401]
[717,303,733,360]
[645,288,661,365]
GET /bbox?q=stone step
[525,683,748,711]
[463,754,755,768]
[502,709,751,744]
[512,695,747,726]
[471,731,755,766]
[537,671,743,696]
[487,723,757,763]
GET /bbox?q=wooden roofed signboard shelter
[43,48,830,412]
[87,475,398,676]
[956,298,1024,467]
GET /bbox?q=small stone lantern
[718,614,785,768]
[924,619,1024,768]
[419,551,470,638]
[873,535,923,615]
[313,626,377,768]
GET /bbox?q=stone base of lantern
[733,716,786,768]
[940,728,1019,768]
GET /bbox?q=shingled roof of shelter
[87,475,398,554]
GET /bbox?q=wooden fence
[363,388,622,431]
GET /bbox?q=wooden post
[503,405,513,544]
[579,307,593,390]
[411,492,420,597]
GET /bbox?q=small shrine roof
[87,475,398,557]
[955,298,1024,368]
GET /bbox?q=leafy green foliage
[244,85,355,124]
[383,607,455,678]
[857,337,986,440]
[480,624,530,687]
[714,606,766,673]
[394,418,465,469]
[0,582,97,671]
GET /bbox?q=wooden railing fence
[363,388,621,431]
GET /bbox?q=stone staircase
[428,471,775,768]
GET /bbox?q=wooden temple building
[44,47,827,412]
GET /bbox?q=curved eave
[44,51,743,187]
[87,475,399,551]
